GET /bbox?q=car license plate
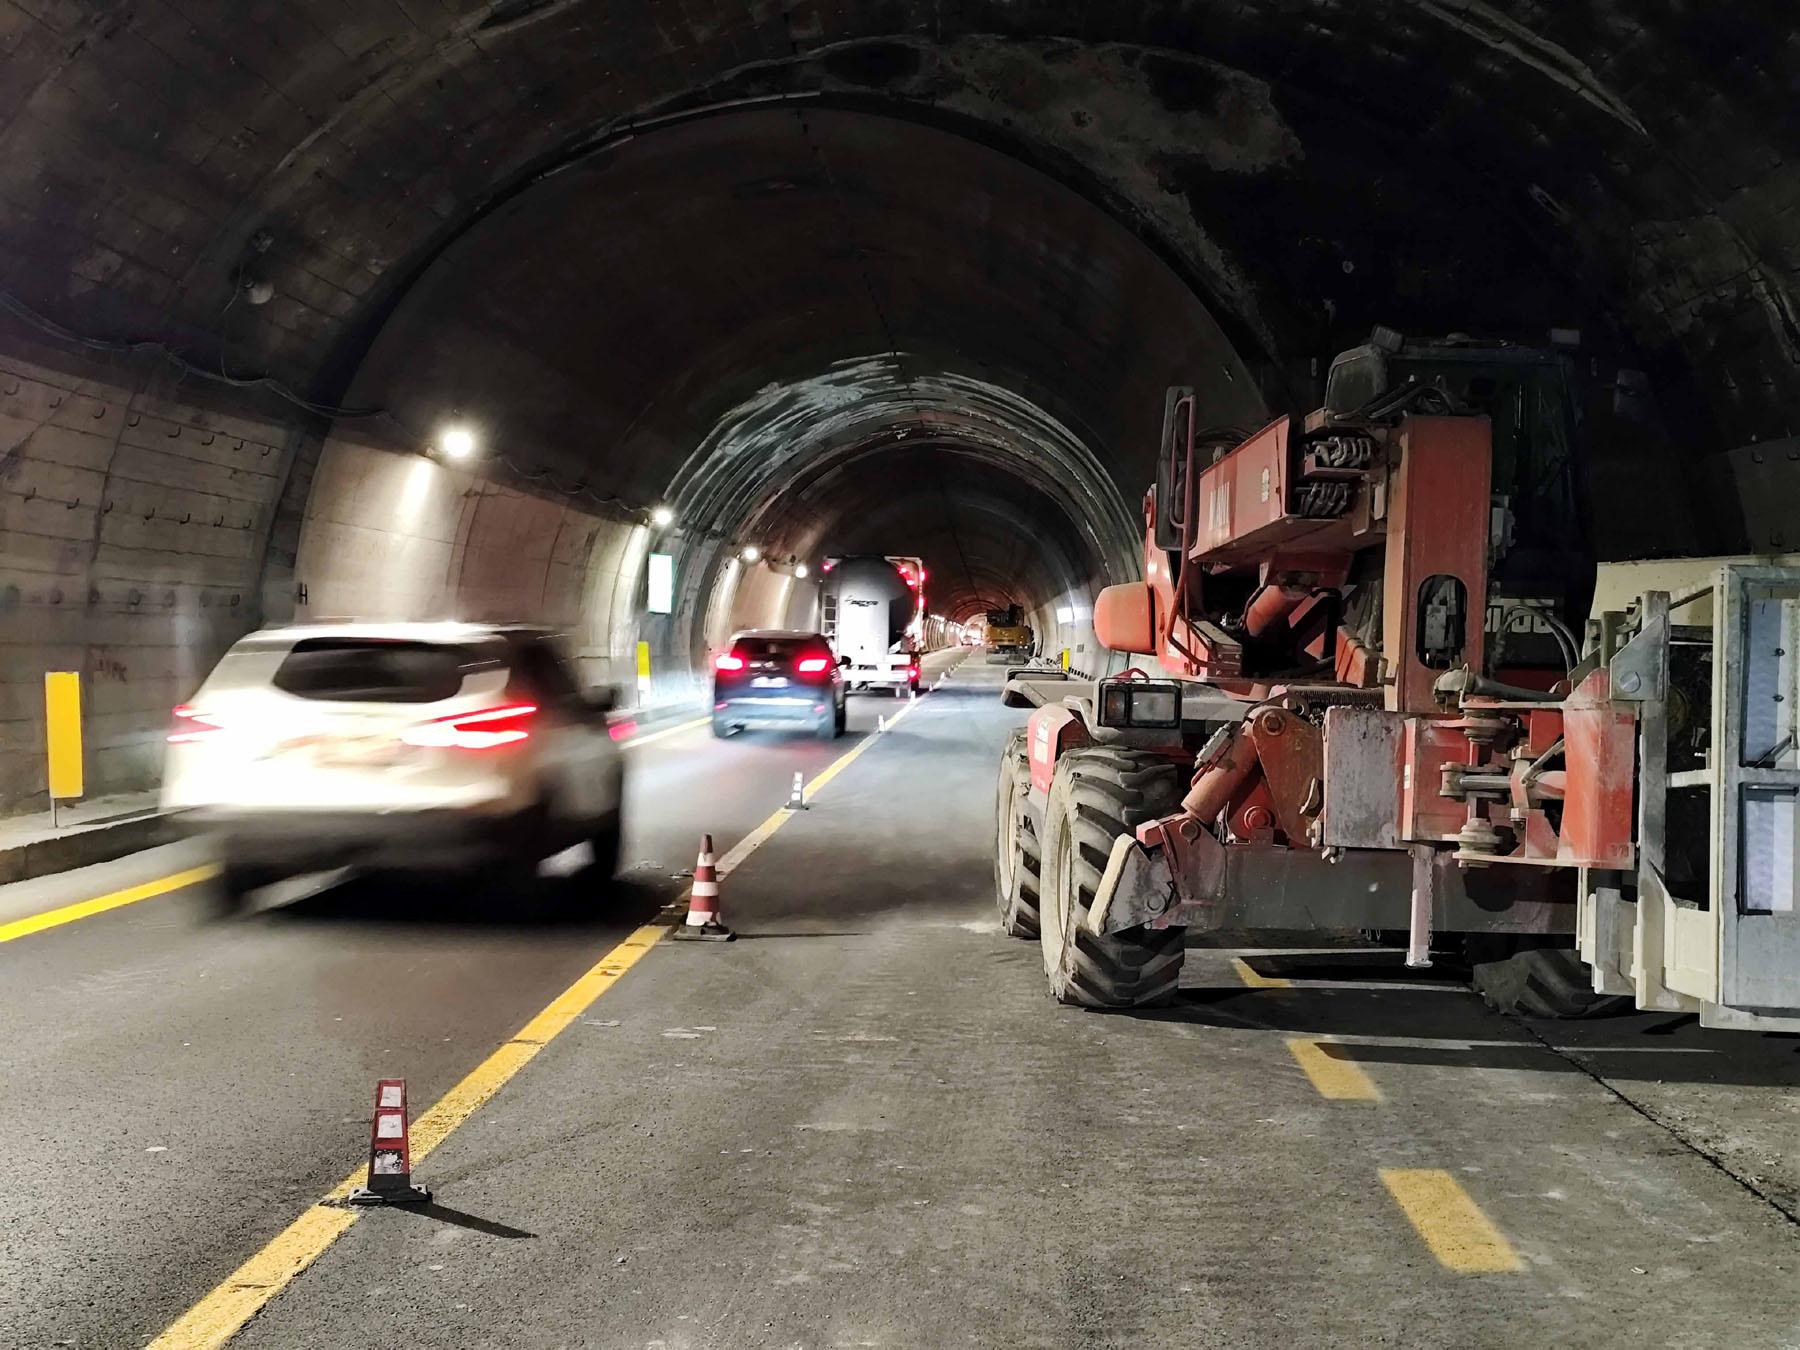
[752,676,788,688]
[318,735,405,766]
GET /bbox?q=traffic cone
[787,771,808,810]
[347,1078,431,1205]
[672,834,735,941]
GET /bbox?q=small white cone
[787,771,807,810]
[877,714,888,733]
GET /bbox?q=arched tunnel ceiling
[3,1,1797,545]
[771,444,1099,622]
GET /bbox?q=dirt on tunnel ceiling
[2,3,1795,453]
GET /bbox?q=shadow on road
[1137,951,1800,1088]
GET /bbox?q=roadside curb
[0,811,179,886]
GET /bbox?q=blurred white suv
[161,623,626,909]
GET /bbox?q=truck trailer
[822,555,924,695]
[995,329,1800,1031]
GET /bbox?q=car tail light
[907,664,921,680]
[168,705,226,743]
[607,718,639,742]
[715,653,745,672]
[400,702,536,750]
[796,656,830,674]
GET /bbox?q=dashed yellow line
[1380,1168,1523,1273]
[149,684,921,1348]
[1286,1037,1383,1101]
[0,864,218,944]
[1230,956,1292,988]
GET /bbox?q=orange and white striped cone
[672,833,735,941]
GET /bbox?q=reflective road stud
[672,834,735,941]
[348,1079,430,1206]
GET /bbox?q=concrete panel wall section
[0,355,298,816]
[292,434,658,695]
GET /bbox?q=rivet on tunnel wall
[91,400,106,418]
[127,413,140,427]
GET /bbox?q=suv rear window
[271,639,493,703]
[732,637,828,660]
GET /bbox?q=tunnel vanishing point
[2,1,1797,815]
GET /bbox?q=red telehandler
[996,330,1800,1030]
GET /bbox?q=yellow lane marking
[1231,956,1292,988]
[621,715,710,750]
[803,694,924,800]
[147,922,669,1350]
[0,864,219,945]
[1380,1168,1523,1273]
[1286,1037,1383,1101]
[150,685,915,1348]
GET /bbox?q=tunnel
[8,8,1800,1346]
[5,1,1795,811]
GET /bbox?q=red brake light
[168,705,226,743]
[715,653,745,672]
[797,656,830,674]
[607,718,639,742]
[400,702,536,750]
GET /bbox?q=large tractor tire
[1465,936,1629,1019]
[993,727,1042,938]
[1038,747,1186,1008]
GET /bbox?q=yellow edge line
[1379,1168,1523,1273]
[621,715,710,750]
[1286,1037,1383,1101]
[150,688,915,1349]
[802,693,924,801]
[0,864,219,944]
[148,920,669,1350]
[1231,956,1292,989]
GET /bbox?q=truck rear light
[796,657,830,674]
[907,664,920,680]
[715,654,745,672]
[399,702,537,750]
[168,705,226,743]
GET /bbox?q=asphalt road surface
[2,651,1797,1349]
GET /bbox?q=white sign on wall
[647,553,674,614]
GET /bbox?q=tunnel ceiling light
[650,505,674,528]
[741,545,761,563]
[438,424,477,460]
[795,562,809,578]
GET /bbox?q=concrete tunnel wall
[0,343,304,814]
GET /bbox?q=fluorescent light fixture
[741,545,761,563]
[438,424,477,460]
[650,505,674,529]
[795,563,809,579]
[1055,606,1076,624]
[647,553,674,614]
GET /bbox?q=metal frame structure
[1000,334,1800,1027]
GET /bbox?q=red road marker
[347,1078,431,1206]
